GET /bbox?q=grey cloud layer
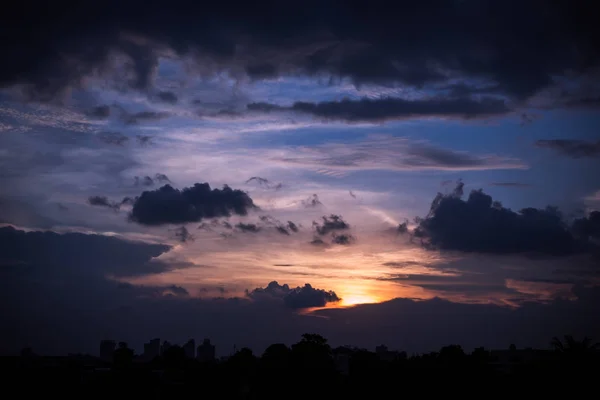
[247,96,511,122]
[272,137,526,172]
[1,0,598,107]
[535,139,600,159]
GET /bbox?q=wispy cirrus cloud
[535,139,600,158]
[248,96,512,123]
[489,182,533,188]
[268,136,527,172]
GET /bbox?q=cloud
[120,110,171,125]
[164,285,189,296]
[313,214,350,236]
[2,1,598,107]
[247,96,511,122]
[489,182,533,188]
[134,174,169,187]
[88,195,121,211]
[302,194,323,208]
[272,136,526,172]
[572,211,600,240]
[87,105,111,119]
[332,233,355,245]
[0,197,59,229]
[413,183,586,255]
[96,131,129,146]
[309,214,354,246]
[235,222,261,233]
[136,135,153,146]
[156,91,178,104]
[247,281,341,309]
[535,139,600,158]
[134,176,155,187]
[0,226,171,278]
[129,183,256,225]
[172,226,194,243]
[245,176,283,190]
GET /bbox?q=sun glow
[340,294,379,306]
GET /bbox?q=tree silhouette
[551,335,599,355]
[113,342,134,368]
[162,345,186,369]
[290,333,337,395]
[262,343,290,365]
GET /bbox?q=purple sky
[0,0,599,356]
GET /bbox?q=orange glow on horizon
[339,293,380,306]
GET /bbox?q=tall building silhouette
[143,338,161,360]
[197,338,215,362]
[161,340,172,356]
[183,339,195,359]
[99,340,115,361]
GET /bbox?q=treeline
[4,334,599,397]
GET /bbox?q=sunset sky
[1,0,599,356]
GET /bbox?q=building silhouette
[183,339,195,359]
[197,338,215,362]
[143,338,160,361]
[99,340,115,361]
[161,340,172,356]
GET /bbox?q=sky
[1,0,599,356]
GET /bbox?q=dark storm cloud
[96,131,129,146]
[413,183,596,255]
[247,281,341,309]
[247,96,511,122]
[1,1,598,106]
[87,105,111,119]
[0,226,171,278]
[129,183,256,226]
[121,110,171,125]
[535,139,600,158]
[572,211,600,240]
[88,195,121,211]
[156,91,178,104]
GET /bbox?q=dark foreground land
[3,334,599,398]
